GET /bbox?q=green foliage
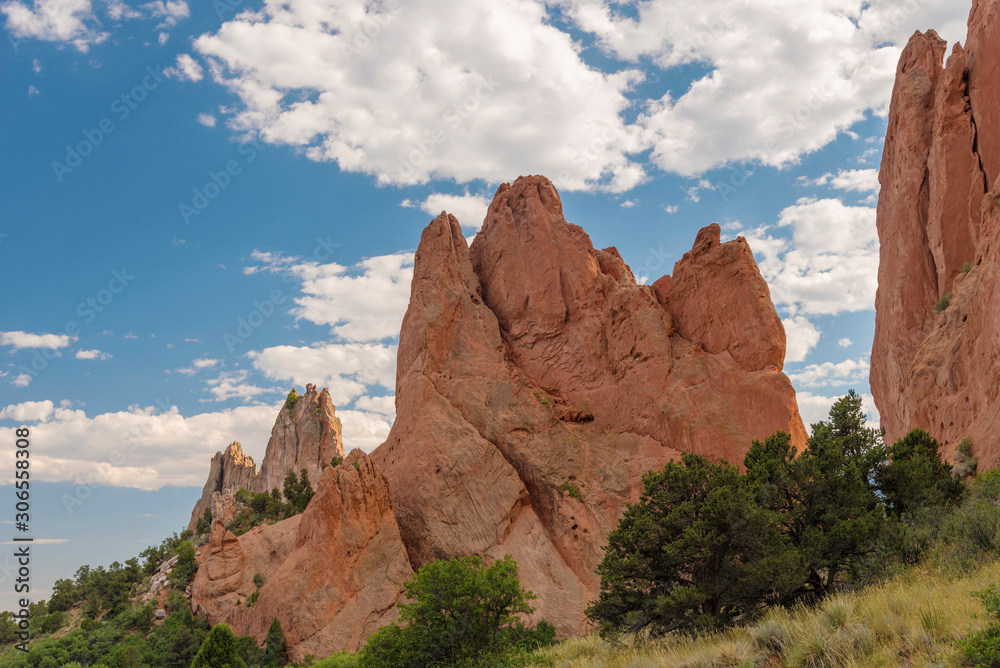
[48,577,79,613]
[330,455,344,468]
[196,506,213,534]
[936,292,953,313]
[168,540,197,587]
[254,572,265,588]
[559,482,583,502]
[750,392,887,599]
[960,583,1000,666]
[359,555,548,667]
[877,429,964,516]
[140,533,184,574]
[588,451,804,638]
[310,652,363,667]
[591,391,973,637]
[227,479,314,536]
[285,389,300,411]
[0,612,18,645]
[264,618,288,667]
[191,624,248,668]
[962,261,975,273]
[284,468,316,513]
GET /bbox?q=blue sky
[0,0,975,611]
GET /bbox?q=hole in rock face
[571,524,579,531]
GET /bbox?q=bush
[962,261,975,273]
[877,429,964,516]
[936,292,952,313]
[359,555,549,667]
[955,439,979,479]
[588,451,804,638]
[169,540,197,587]
[960,584,1000,666]
[285,389,300,411]
[191,624,248,668]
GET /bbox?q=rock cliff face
[191,450,412,661]
[872,0,1000,465]
[254,383,345,493]
[373,175,806,636]
[187,442,258,533]
[186,384,345,532]
[189,175,805,655]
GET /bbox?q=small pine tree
[191,624,248,668]
[264,618,288,667]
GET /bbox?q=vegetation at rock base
[587,392,976,640]
[359,555,556,668]
[225,469,316,536]
[8,391,1000,668]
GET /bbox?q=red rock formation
[872,1,1000,463]
[373,175,806,637]
[254,383,345,493]
[187,442,258,533]
[187,385,345,532]
[189,175,805,654]
[191,452,411,662]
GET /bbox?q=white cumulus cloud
[192,0,646,192]
[247,249,413,342]
[165,53,203,82]
[788,357,871,389]
[0,402,280,489]
[403,191,491,231]
[75,349,112,360]
[1,0,107,51]
[1,331,76,350]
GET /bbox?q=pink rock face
[872,2,1000,465]
[190,453,411,662]
[374,175,806,638]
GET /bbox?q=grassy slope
[530,561,1000,667]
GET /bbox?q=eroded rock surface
[191,453,411,661]
[872,1,1000,464]
[374,175,806,637]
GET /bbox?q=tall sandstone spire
[872,0,1000,464]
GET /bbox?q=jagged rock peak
[187,385,344,531]
[377,174,805,638]
[186,442,258,533]
[190,452,411,662]
[254,384,345,493]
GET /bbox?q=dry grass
[531,560,1000,667]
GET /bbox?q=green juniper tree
[587,453,804,638]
